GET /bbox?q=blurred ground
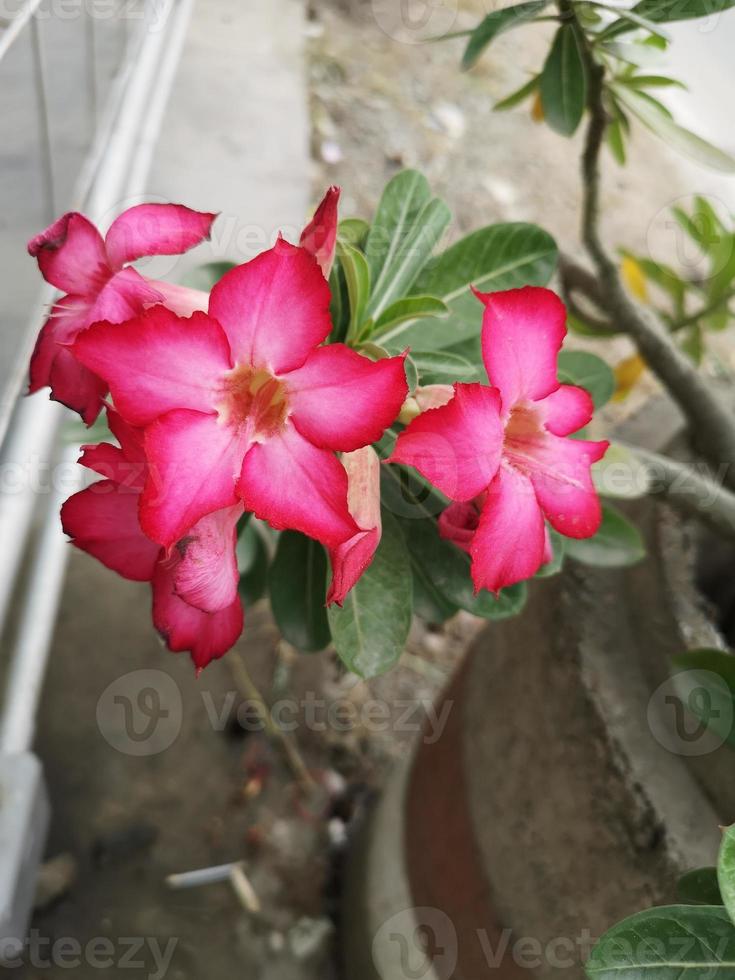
[15,0,735,977]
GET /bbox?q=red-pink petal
[437,500,480,555]
[286,345,408,452]
[471,463,546,593]
[104,203,217,270]
[475,286,567,412]
[327,446,382,605]
[61,482,159,582]
[541,383,594,436]
[28,212,109,294]
[208,239,331,374]
[72,307,231,426]
[106,409,147,466]
[527,434,608,539]
[239,423,359,549]
[47,346,108,425]
[141,410,245,548]
[299,186,340,277]
[173,504,243,613]
[388,383,504,502]
[152,561,243,671]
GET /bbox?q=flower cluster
[29,189,407,669]
[27,186,606,671]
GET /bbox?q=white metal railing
[0,0,195,954]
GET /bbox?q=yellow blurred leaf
[621,255,648,302]
[613,353,646,402]
[531,90,544,123]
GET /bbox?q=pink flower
[61,410,243,670]
[327,445,382,605]
[72,238,408,552]
[299,186,340,277]
[389,287,608,594]
[28,204,216,423]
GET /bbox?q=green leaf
[671,648,735,749]
[592,2,671,36]
[182,261,236,291]
[557,350,616,409]
[338,217,370,249]
[626,73,687,90]
[585,905,735,978]
[411,559,460,624]
[535,527,566,578]
[328,258,350,343]
[269,532,331,652]
[372,295,449,340]
[614,85,735,173]
[719,826,735,926]
[494,74,540,111]
[592,443,652,499]
[380,223,557,349]
[462,1,547,70]
[337,240,371,340]
[236,522,270,606]
[566,504,646,568]
[410,349,479,385]
[328,510,413,678]
[540,24,588,137]
[364,170,451,322]
[400,516,527,621]
[606,116,627,165]
[633,0,735,23]
[678,868,723,906]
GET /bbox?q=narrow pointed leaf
[379,222,557,349]
[540,24,588,136]
[462,1,547,70]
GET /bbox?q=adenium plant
[27,178,623,676]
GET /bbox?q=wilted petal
[388,383,504,502]
[61,482,159,582]
[327,446,382,605]
[152,561,243,672]
[209,238,331,373]
[141,409,245,548]
[239,423,358,549]
[287,345,407,452]
[73,307,231,426]
[104,203,217,269]
[28,212,109,294]
[173,504,243,613]
[471,463,546,594]
[475,286,567,412]
[414,384,454,412]
[299,185,340,277]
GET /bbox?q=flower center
[503,404,544,469]
[217,365,289,440]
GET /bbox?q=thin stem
[227,652,317,794]
[670,290,735,333]
[633,447,735,537]
[567,6,735,482]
